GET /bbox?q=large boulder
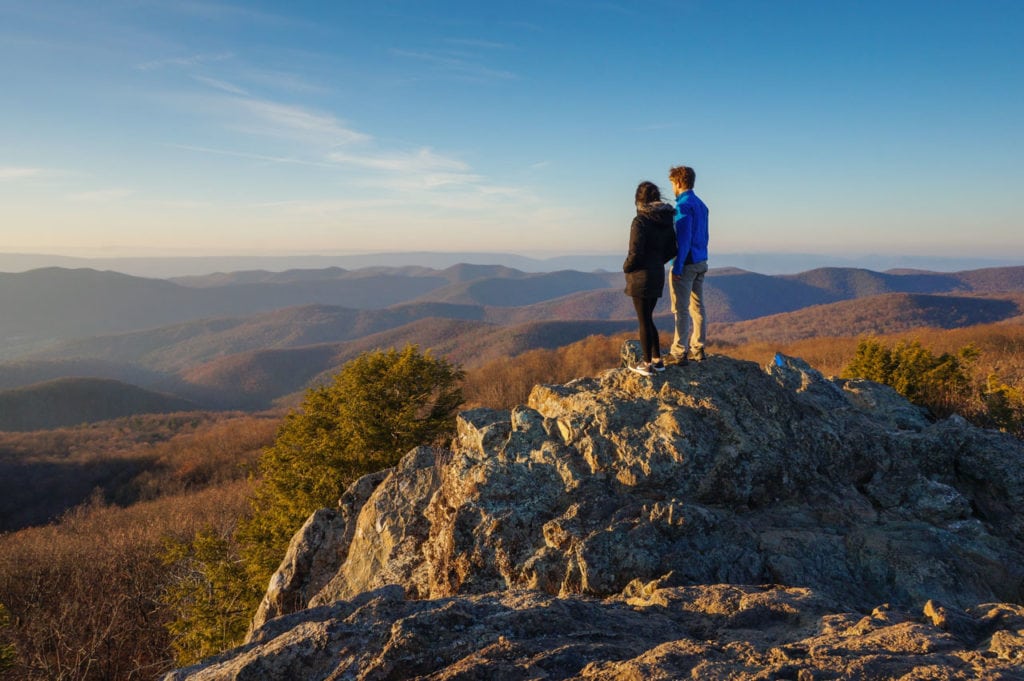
[172,354,1024,680]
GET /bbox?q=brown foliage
[463,333,632,409]
[722,323,1024,387]
[0,482,253,681]
[464,323,1024,437]
[0,412,278,532]
[0,412,278,680]
[719,323,1024,435]
[712,293,1024,346]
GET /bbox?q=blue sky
[1,0,1022,260]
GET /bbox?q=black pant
[632,296,660,363]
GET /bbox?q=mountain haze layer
[6,264,1024,355]
[4,251,1021,278]
[3,263,1024,424]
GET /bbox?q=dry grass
[463,332,632,409]
[0,412,278,531]
[0,482,254,681]
[463,322,1024,421]
[0,413,279,679]
[719,322,1024,385]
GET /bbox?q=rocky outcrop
[169,584,1024,680]
[169,354,1024,680]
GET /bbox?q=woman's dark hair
[635,181,661,206]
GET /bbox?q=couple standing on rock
[622,165,710,377]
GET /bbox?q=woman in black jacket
[623,181,678,376]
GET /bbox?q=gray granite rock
[170,354,1024,680]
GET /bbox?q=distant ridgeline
[1,251,1020,278]
[0,263,1021,427]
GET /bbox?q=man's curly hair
[669,165,696,190]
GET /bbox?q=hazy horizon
[2,248,1021,279]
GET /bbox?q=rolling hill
[170,263,532,288]
[6,264,1024,361]
[0,265,619,357]
[0,267,473,356]
[412,270,620,306]
[954,266,1024,292]
[783,267,965,299]
[0,378,200,431]
[4,263,1024,427]
[178,317,637,409]
[38,262,1014,373]
[180,343,349,409]
[0,268,213,354]
[0,358,179,392]
[713,293,1024,345]
[23,304,482,372]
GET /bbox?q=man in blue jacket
[668,165,709,363]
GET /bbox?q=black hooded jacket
[623,202,677,298]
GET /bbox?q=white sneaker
[630,362,654,377]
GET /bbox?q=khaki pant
[669,260,708,357]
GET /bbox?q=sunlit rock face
[169,354,1024,680]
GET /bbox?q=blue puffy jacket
[671,190,709,276]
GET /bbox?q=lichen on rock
[172,354,1024,680]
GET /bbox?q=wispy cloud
[192,74,249,95]
[351,172,529,202]
[327,147,470,173]
[167,143,336,168]
[327,147,505,193]
[175,140,484,193]
[67,188,134,202]
[241,68,328,94]
[392,49,517,81]
[137,51,234,71]
[169,78,528,209]
[399,172,486,190]
[0,167,46,181]
[230,97,370,146]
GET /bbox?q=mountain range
[3,250,1021,278]
[1,263,1023,426]
[7,264,1024,352]
[0,265,622,356]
